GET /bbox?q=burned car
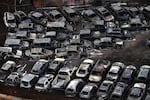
[48,58,65,74]
[20,73,39,89]
[46,9,66,22]
[51,67,77,90]
[88,60,111,83]
[110,82,128,100]
[127,83,146,100]
[96,6,114,22]
[97,80,114,100]
[3,12,17,30]
[106,62,125,82]
[120,65,136,85]
[35,74,54,92]
[25,48,53,60]
[79,83,98,99]
[0,61,17,83]
[65,79,85,97]
[31,59,49,76]
[76,59,94,78]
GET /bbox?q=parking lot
[1,2,150,100]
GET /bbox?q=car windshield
[79,70,86,74]
[59,71,68,76]
[22,81,28,86]
[92,70,101,76]
[81,91,88,95]
[130,88,143,97]
[99,88,107,93]
[37,83,44,87]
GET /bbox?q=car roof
[63,7,76,14]
[134,83,146,89]
[46,31,57,37]
[47,22,65,28]
[138,68,149,78]
[100,37,112,42]
[49,10,61,16]
[5,39,21,45]
[31,11,43,18]
[1,61,15,71]
[16,31,28,37]
[5,12,15,20]
[109,66,120,73]
[0,47,12,53]
[67,79,83,90]
[32,59,48,70]
[80,63,90,70]
[144,6,150,11]
[22,74,37,82]
[122,68,133,78]
[82,9,95,16]
[130,18,141,24]
[82,83,96,92]
[33,38,51,44]
[37,77,49,84]
[80,29,91,35]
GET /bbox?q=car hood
[89,75,102,82]
[52,80,66,89]
[127,96,141,100]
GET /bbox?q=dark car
[96,6,114,22]
[110,4,130,21]
[48,58,65,74]
[79,83,98,99]
[110,82,128,100]
[0,61,17,82]
[88,60,111,83]
[136,65,150,83]
[127,83,146,100]
[106,28,125,39]
[31,59,49,75]
[120,65,136,84]
[97,80,114,100]
[143,5,150,19]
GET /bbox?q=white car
[3,12,17,29]
[76,59,94,78]
[51,67,76,90]
[35,74,54,92]
[25,48,53,60]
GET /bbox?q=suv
[20,73,39,89]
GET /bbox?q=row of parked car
[3,3,150,56]
[1,58,150,100]
[2,2,150,100]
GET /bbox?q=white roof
[0,47,12,53]
[47,22,65,28]
[83,59,94,64]
[34,38,51,44]
[5,39,21,45]
[21,74,37,82]
[134,83,146,89]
